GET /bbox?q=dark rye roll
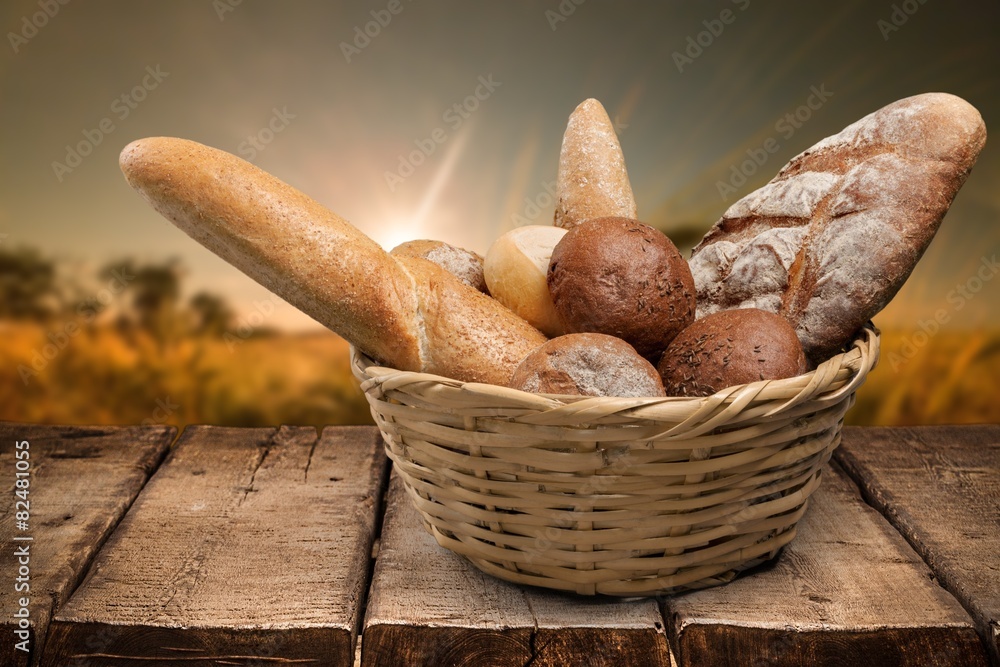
[547,217,696,362]
[657,308,807,397]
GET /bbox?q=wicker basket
[350,324,879,596]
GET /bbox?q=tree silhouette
[189,291,234,336]
[0,247,58,320]
[102,259,183,341]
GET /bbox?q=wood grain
[41,425,387,667]
[666,462,988,667]
[0,423,173,667]
[362,473,671,667]
[837,425,1000,665]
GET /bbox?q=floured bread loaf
[689,92,986,361]
[391,239,488,293]
[554,99,637,229]
[509,333,665,397]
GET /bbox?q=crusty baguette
[554,99,637,229]
[689,92,986,361]
[119,137,545,385]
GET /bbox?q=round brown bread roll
[391,239,488,293]
[547,217,696,361]
[509,333,666,397]
[657,308,807,397]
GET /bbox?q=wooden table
[1,423,996,666]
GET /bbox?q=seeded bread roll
[391,239,488,293]
[554,99,637,230]
[689,93,987,362]
[484,225,567,337]
[120,137,546,385]
[547,217,696,361]
[509,333,666,397]
[657,309,807,397]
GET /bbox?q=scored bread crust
[390,239,488,293]
[120,137,545,385]
[396,255,545,384]
[689,92,987,361]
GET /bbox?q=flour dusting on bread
[690,93,987,361]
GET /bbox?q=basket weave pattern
[351,326,879,596]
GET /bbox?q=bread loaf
[689,92,986,361]
[119,137,546,385]
[548,217,696,362]
[484,225,567,337]
[554,99,637,229]
[390,239,488,293]
[509,333,665,397]
[657,308,807,397]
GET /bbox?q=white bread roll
[484,225,567,337]
[119,137,546,385]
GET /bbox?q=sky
[1,0,998,331]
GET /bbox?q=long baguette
[119,137,546,385]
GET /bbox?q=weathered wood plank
[42,425,387,667]
[362,473,671,667]
[0,423,173,667]
[836,425,1000,665]
[666,462,988,667]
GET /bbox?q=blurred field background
[0,248,371,429]
[1,245,997,429]
[2,2,997,429]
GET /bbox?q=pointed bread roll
[554,98,637,229]
[119,137,545,385]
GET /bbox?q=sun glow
[367,124,475,251]
[373,219,424,251]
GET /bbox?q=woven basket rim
[350,323,879,420]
